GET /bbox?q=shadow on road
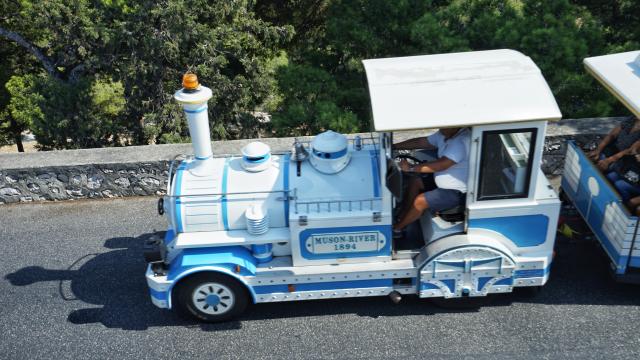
[5,230,640,331]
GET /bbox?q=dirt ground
[0,141,38,153]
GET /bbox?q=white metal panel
[173,227,290,249]
[363,49,562,131]
[584,50,640,118]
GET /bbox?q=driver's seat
[437,196,466,223]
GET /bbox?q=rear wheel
[175,273,249,322]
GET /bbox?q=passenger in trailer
[392,127,471,234]
[588,116,640,209]
[603,139,640,214]
[588,115,640,172]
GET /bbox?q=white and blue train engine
[145,50,562,322]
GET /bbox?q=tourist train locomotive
[143,48,639,322]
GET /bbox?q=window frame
[476,127,538,201]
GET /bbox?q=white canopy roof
[584,50,640,119]
[362,49,562,131]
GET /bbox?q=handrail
[165,189,291,199]
[294,196,382,214]
[296,137,379,146]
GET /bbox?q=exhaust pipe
[174,73,214,176]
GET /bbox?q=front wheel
[175,273,249,322]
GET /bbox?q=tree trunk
[0,26,61,80]
[15,135,24,153]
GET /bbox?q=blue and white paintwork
[146,50,564,316]
[148,123,558,310]
[562,142,640,274]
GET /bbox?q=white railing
[294,194,383,214]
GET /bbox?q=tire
[175,272,249,322]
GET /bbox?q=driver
[393,127,471,234]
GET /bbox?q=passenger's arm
[597,139,640,171]
[589,125,622,160]
[394,137,435,150]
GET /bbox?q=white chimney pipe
[174,74,214,176]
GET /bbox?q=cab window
[477,128,537,200]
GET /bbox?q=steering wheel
[394,153,422,169]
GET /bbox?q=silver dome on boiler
[309,130,351,174]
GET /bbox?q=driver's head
[440,127,462,139]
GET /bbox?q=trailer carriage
[144,49,562,322]
[561,50,640,282]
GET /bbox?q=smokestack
[174,73,214,176]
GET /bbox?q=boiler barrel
[168,155,289,233]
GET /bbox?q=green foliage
[270,0,622,132]
[576,0,640,50]
[272,64,358,136]
[1,0,292,149]
[414,0,614,117]
[1,75,43,149]
[0,0,638,151]
[111,0,294,143]
[25,75,127,149]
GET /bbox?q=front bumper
[146,265,173,309]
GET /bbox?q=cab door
[465,121,560,257]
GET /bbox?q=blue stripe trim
[441,279,456,293]
[312,147,348,159]
[195,155,211,160]
[283,154,290,227]
[175,164,186,233]
[243,153,270,164]
[477,277,492,291]
[494,278,514,286]
[150,289,168,301]
[514,266,550,279]
[221,158,230,230]
[253,279,392,294]
[164,229,175,244]
[420,282,440,290]
[183,105,207,114]
[436,260,466,269]
[369,150,380,197]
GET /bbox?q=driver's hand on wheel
[399,159,411,172]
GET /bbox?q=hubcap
[192,282,234,315]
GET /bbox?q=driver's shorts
[423,187,464,214]
[419,174,464,213]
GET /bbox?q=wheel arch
[168,267,257,309]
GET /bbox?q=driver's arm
[394,137,435,150]
[410,157,456,173]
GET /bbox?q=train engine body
[144,50,562,322]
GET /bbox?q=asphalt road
[1,197,640,359]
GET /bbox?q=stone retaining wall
[0,117,623,204]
